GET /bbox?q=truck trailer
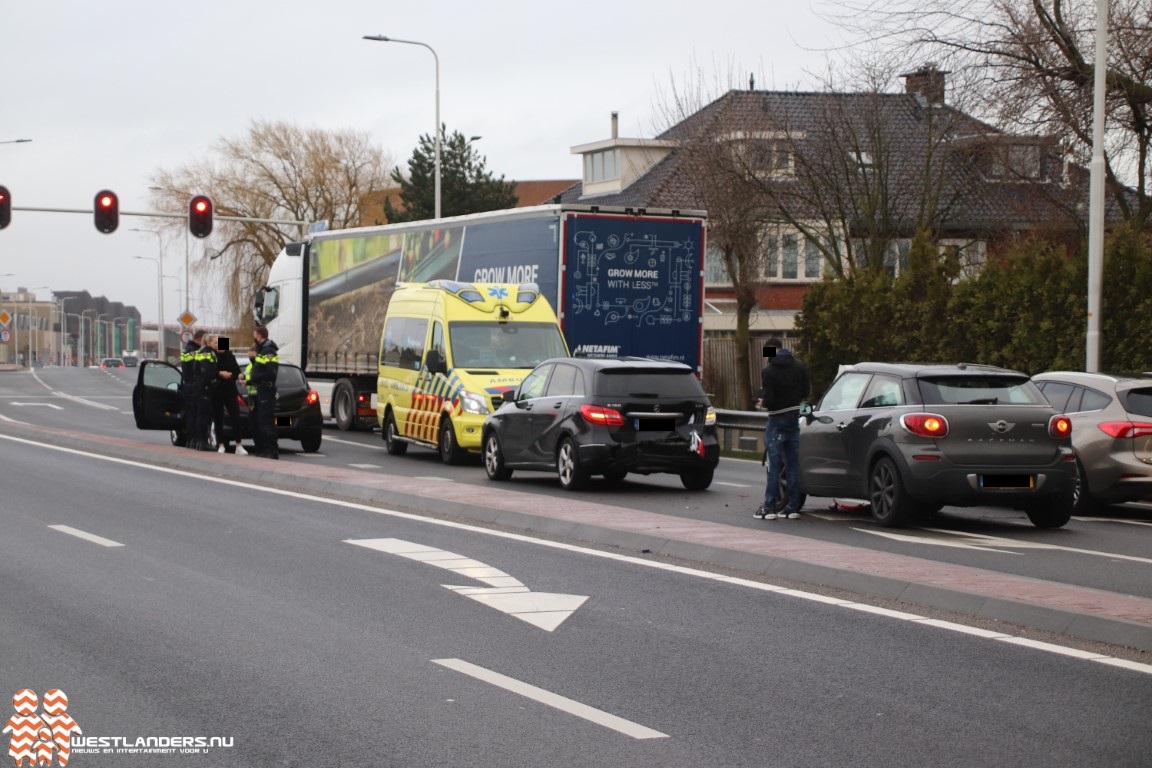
[254,204,707,430]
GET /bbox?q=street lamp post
[133,255,165,361]
[58,297,77,366]
[363,34,441,219]
[80,310,96,367]
[96,313,111,360]
[66,314,83,366]
[27,287,50,370]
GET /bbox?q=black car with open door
[132,359,323,453]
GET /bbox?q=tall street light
[58,296,77,366]
[134,255,165,361]
[27,287,50,369]
[364,34,441,219]
[96,313,111,359]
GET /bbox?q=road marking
[347,537,588,631]
[1075,516,1152,528]
[857,529,1024,554]
[11,402,63,409]
[433,658,668,740]
[5,433,1151,677]
[713,481,750,488]
[918,527,1152,565]
[47,525,124,548]
[349,463,379,470]
[50,391,120,411]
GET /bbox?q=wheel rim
[336,391,349,422]
[386,418,396,445]
[484,435,501,475]
[558,443,575,485]
[871,462,895,519]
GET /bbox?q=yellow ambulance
[377,280,569,463]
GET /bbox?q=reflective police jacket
[250,339,279,392]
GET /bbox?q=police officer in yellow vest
[249,325,280,459]
[180,329,206,449]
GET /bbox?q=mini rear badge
[987,420,1015,434]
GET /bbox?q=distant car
[131,359,323,453]
[100,357,125,369]
[1033,371,1152,514]
[798,362,1077,528]
[481,357,720,490]
[121,355,139,368]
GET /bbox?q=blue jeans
[764,414,801,510]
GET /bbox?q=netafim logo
[3,689,82,766]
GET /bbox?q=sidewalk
[8,419,1152,653]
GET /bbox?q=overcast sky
[1,0,841,328]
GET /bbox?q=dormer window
[723,131,794,179]
[989,143,1042,180]
[584,149,620,183]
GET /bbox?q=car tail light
[235,394,246,408]
[306,390,320,406]
[579,404,625,427]
[1049,415,1072,438]
[1097,420,1152,439]
[900,413,948,438]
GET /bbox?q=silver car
[1033,371,1152,514]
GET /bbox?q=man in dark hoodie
[755,337,809,520]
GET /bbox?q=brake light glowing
[580,404,625,427]
[306,390,320,406]
[1097,420,1152,439]
[1049,415,1072,438]
[901,413,948,438]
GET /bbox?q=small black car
[482,357,719,490]
[131,359,323,453]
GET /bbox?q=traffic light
[188,194,213,238]
[94,189,119,233]
[0,186,10,229]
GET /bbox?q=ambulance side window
[382,318,428,369]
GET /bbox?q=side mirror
[798,402,814,422]
[499,390,516,407]
[425,350,447,375]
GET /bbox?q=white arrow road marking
[856,529,1022,554]
[11,402,63,409]
[861,526,1152,565]
[433,658,668,740]
[48,525,124,547]
[346,538,588,631]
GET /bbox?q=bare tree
[149,121,394,325]
[821,0,1152,224]
[653,66,774,409]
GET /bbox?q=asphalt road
[7,365,1152,603]
[3,435,1151,767]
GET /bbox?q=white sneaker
[764,512,779,520]
[235,444,247,456]
[787,512,801,519]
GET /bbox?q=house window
[990,144,1042,180]
[583,149,620,183]
[704,246,731,286]
[853,149,874,169]
[939,238,987,280]
[764,229,823,281]
[733,139,793,178]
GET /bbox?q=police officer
[191,333,220,451]
[249,325,280,459]
[210,335,243,453]
[180,329,206,449]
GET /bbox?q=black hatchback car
[481,357,720,490]
[799,362,1076,528]
[132,359,323,453]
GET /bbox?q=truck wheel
[333,383,358,431]
[438,417,468,465]
[382,411,407,455]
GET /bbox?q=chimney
[611,111,618,139]
[901,64,948,105]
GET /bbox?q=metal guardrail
[715,408,768,453]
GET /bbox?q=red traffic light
[94,189,119,233]
[188,194,213,238]
[0,185,10,229]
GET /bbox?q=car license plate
[979,474,1034,490]
[634,418,677,431]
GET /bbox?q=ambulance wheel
[438,417,467,465]
[382,411,407,455]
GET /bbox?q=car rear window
[276,366,307,389]
[594,370,706,398]
[917,375,1047,405]
[1119,387,1152,417]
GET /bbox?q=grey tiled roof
[560,89,1091,234]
